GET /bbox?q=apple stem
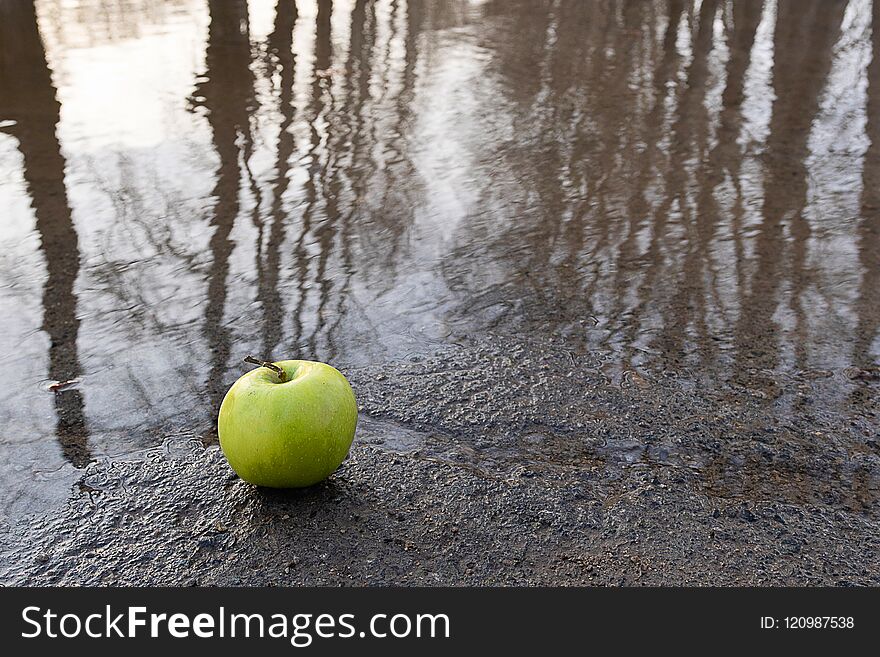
[244,355,287,382]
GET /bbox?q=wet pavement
[1,0,879,584]
[3,335,880,585]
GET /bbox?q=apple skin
[218,360,357,488]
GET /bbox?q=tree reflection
[0,1,91,466]
[854,0,880,376]
[190,0,257,423]
[732,0,845,390]
[258,0,299,357]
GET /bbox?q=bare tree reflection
[732,0,845,391]
[346,0,424,300]
[853,0,880,377]
[604,0,686,375]
[272,0,430,361]
[306,0,360,357]
[257,0,299,357]
[0,2,91,466]
[317,0,374,359]
[292,0,335,354]
[636,0,721,376]
[190,0,257,424]
[435,0,857,402]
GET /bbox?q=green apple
[218,359,358,487]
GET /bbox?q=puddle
[0,0,878,516]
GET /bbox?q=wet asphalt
[1,0,879,585]
[3,334,879,585]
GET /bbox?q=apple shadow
[247,476,351,510]
[236,474,369,542]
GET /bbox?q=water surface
[1,0,878,517]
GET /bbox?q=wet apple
[218,358,358,488]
